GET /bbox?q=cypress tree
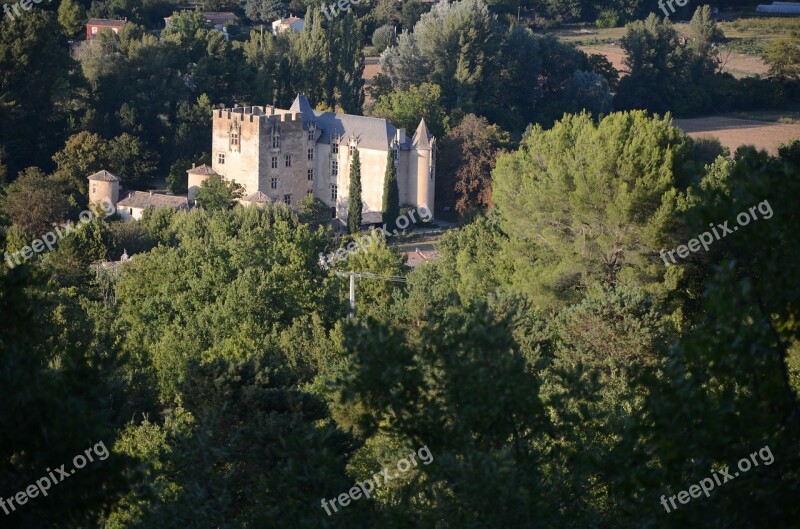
[382,149,400,229]
[347,148,362,234]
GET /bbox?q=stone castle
[90,94,436,224]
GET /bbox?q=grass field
[554,16,800,78]
[673,116,800,155]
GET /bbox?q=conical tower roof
[411,118,433,149]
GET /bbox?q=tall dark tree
[0,12,79,177]
[438,113,509,214]
[381,150,399,229]
[348,148,362,234]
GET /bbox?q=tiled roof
[88,170,120,182]
[186,164,217,175]
[203,12,237,25]
[403,250,441,268]
[117,191,189,210]
[87,18,127,26]
[242,191,273,203]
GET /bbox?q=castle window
[271,156,278,169]
[283,194,292,205]
[430,166,434,180]
[331,160,338,177]
[218,153,225,164]
[285,154,292,167]
[229,120,241,152]
[92,184,97,194]
[331,133,339,154]
[330,184,337,201]
[308,148,313,160]
[307,169,314,181]
[349,145,356,156]
[392,147,399,161]
[92,26,98,34]
[271,177,278,189]
[307,126,315,141]
[271,126,280,149]
[307,189,313,196]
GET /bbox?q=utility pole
[349,270,355,316]
[335,270,407,319]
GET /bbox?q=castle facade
[200,94,435,219]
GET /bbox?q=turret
[88,170,120,208]
[187,164,219,201]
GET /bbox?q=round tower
[411,119,435,211]
[187,164,219,202]
[88,170,120,208]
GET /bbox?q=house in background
[203,11,238,31]
[86,18,127,40]
[271,16,304,36]
[164,11,238,40]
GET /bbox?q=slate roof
[88,170,120,182]
[289,94,413,151]
[186,164,217,175]
[412,118,434,149]
[117,191,189,210]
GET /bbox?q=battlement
[215,106,303,124]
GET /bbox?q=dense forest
[2,0,800,528]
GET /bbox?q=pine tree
[382,149,400,229]
[348,148,362,234]
[57,0,86,37]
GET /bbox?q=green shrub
[595,9,620,29]
[372,24,396,54]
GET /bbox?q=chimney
[149,191,153,197]
[192,162,196,168]
[397,128,406,144]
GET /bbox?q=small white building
[117,191,190,221]
[271,16,304,36]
